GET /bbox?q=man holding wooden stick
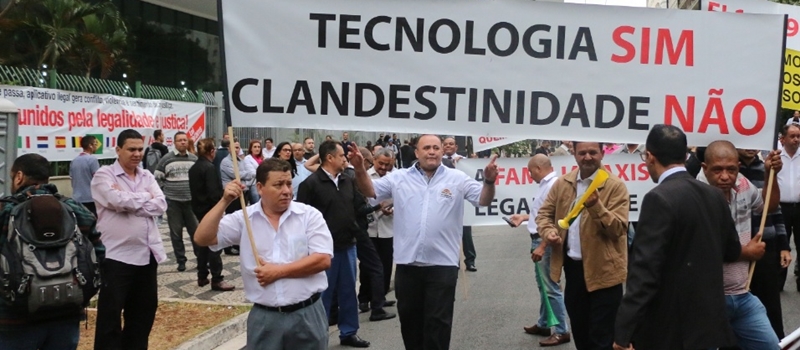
[697,140,781,350]
[194,158,334,350]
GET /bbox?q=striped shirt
[154,150,198,202]
[697,172,763,295]
[739,158,790,252]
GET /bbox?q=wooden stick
[746,167,776,290]
[228,127,261,267]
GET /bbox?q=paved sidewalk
[154,220,249,305]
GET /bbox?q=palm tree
[0,0,127,77]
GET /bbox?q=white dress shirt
[372,164,483,266]
[211,201,333,307]
[567,170,598,260]
[778,150,800,203]
[527,172,558,235]
[367,167,393,238]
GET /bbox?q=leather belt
[255,293,321,313]
[780,202,800,207]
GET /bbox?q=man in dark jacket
[614,125,742,350]
[296,140,371,348]
[188,138,234,291]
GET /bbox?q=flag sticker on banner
[17,136,30,149]
[72,136,82,148]
[88,134,103,154]
[55,136,66,149]
[105,137,116,148]
[36,136,48,149]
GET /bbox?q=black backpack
[0,193,100,320]
[143,147,162,174]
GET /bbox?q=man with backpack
[92,129,167,350]
[143,129,169,173]
[0,153,103,349]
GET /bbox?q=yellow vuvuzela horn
[558,169,609,229]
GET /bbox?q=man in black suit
[614,125,744,350]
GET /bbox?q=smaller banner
[472,136,527,152]
[2,85,206,161]
[785,49,800,111]
[457,154,655,226]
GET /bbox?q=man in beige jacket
[536,141,630,350]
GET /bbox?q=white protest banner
[221,0,785,150]
[456,154,655,226]
[2,85,206,161]
[472,136,527,152]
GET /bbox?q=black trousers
[462,226,476,266]
[395,265,459,350]
[356,237,387,310]
[750,239,785,339]
[193,210,225,283]
[563,256,622,350]
[94,255,159,350]
[780,202,800,288]
[372,237,394,294]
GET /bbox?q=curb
[173,311,249,350]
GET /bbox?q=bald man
[350,134,498,350]
[698,140,782,350]
[509,154,571,346]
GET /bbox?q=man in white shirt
[786,110,800,126]
[350,135,498,350]
[194,158,333,350]
[778,123,800,290]
[263,138,276,158]
[509,154,570,346]
[442,137,477,271]
[363,148,396,309]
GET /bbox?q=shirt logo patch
[737,177,750,192]
[440,189,453,199]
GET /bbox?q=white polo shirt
[778,149,800,203]
[527,172,558,235]
[367,167,394,239]
[372,164,483,267]
[211,201,333,307]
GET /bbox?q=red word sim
[611,26,693,66]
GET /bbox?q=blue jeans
[532,237,569,334]
[322,245,359,339]
[0,317,80,350]
[725,293,779,350]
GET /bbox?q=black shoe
[359,302,370,313]
[369,309,396,322]
[384,300,396,307]
[225,248,240,256]
[177,262,186,272]
[340,334,370,347]
[466,264,477,272]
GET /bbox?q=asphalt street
[327,224,800,350]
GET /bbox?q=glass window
[160,7,175,26]
[142,2,158,22]
[176,12,191,29]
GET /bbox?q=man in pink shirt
[91,129,167,350]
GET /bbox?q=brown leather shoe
[198,278,210,287]
[211,281,235,291]
[539,333,570,347]
[523,325,551,336]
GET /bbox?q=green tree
[0,0,127,78]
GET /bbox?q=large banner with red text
[2,85,206,161]
[222,0,786,150]
[457,155,655,226]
